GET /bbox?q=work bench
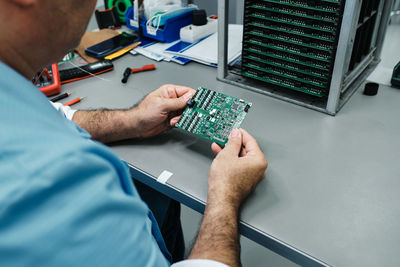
[60,54,400,267]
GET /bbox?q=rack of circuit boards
[242,0,346,99]
[217,0,394,115]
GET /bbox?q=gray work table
[60,55,400,267]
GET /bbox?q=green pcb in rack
[241,0,346,97]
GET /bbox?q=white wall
[192,0,244,24]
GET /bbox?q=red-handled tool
[121,64,156,83]
[64,97,85,106]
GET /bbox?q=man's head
[0,0,97,78]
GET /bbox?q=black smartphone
[85,32,139,58]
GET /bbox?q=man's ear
[9,0,36,8]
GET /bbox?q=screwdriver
[121,64,156,83]
[64,97,85,106]
[50,92,70,102]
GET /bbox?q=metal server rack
[217,0,394,115]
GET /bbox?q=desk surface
[61,55,400,267]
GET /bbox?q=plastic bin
[125,6,193,42]
[125,6,140,32]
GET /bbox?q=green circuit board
[175,87,252,146]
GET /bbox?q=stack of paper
[130,40,191,65]
[165,24,243,67]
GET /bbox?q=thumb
[222,129,242,156]
[163,91,192,112]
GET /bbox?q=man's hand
[189,129,267,267]
[208,128,268,208]
[133,84,195,138]
[72,84,195,143]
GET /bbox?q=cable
[66,61,112,82]
[33,69,46,85]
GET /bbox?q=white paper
[131,40,180,62]
[166,24,243,66]
[143,40,180,62]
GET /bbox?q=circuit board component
[175,87,252,146]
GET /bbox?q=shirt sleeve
[171,259,229,267]
[0,143,170,267]
[50,101,77,120]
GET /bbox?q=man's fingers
[240,129,263,156]
[240,129,268,170]
[170,116,181,126]
[162,84,196,98]
[165,85,179,98]
[239,146,247,157]
[211,142,223,155]
[163,91,193,112]
[174,85,196,97]
[222,129,243,156]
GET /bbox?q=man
[0,1,268,266]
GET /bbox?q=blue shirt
[0,62,171,266]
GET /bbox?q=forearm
[189,200,241,267]
[72,108,140,143]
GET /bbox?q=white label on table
[157,170,173,184]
